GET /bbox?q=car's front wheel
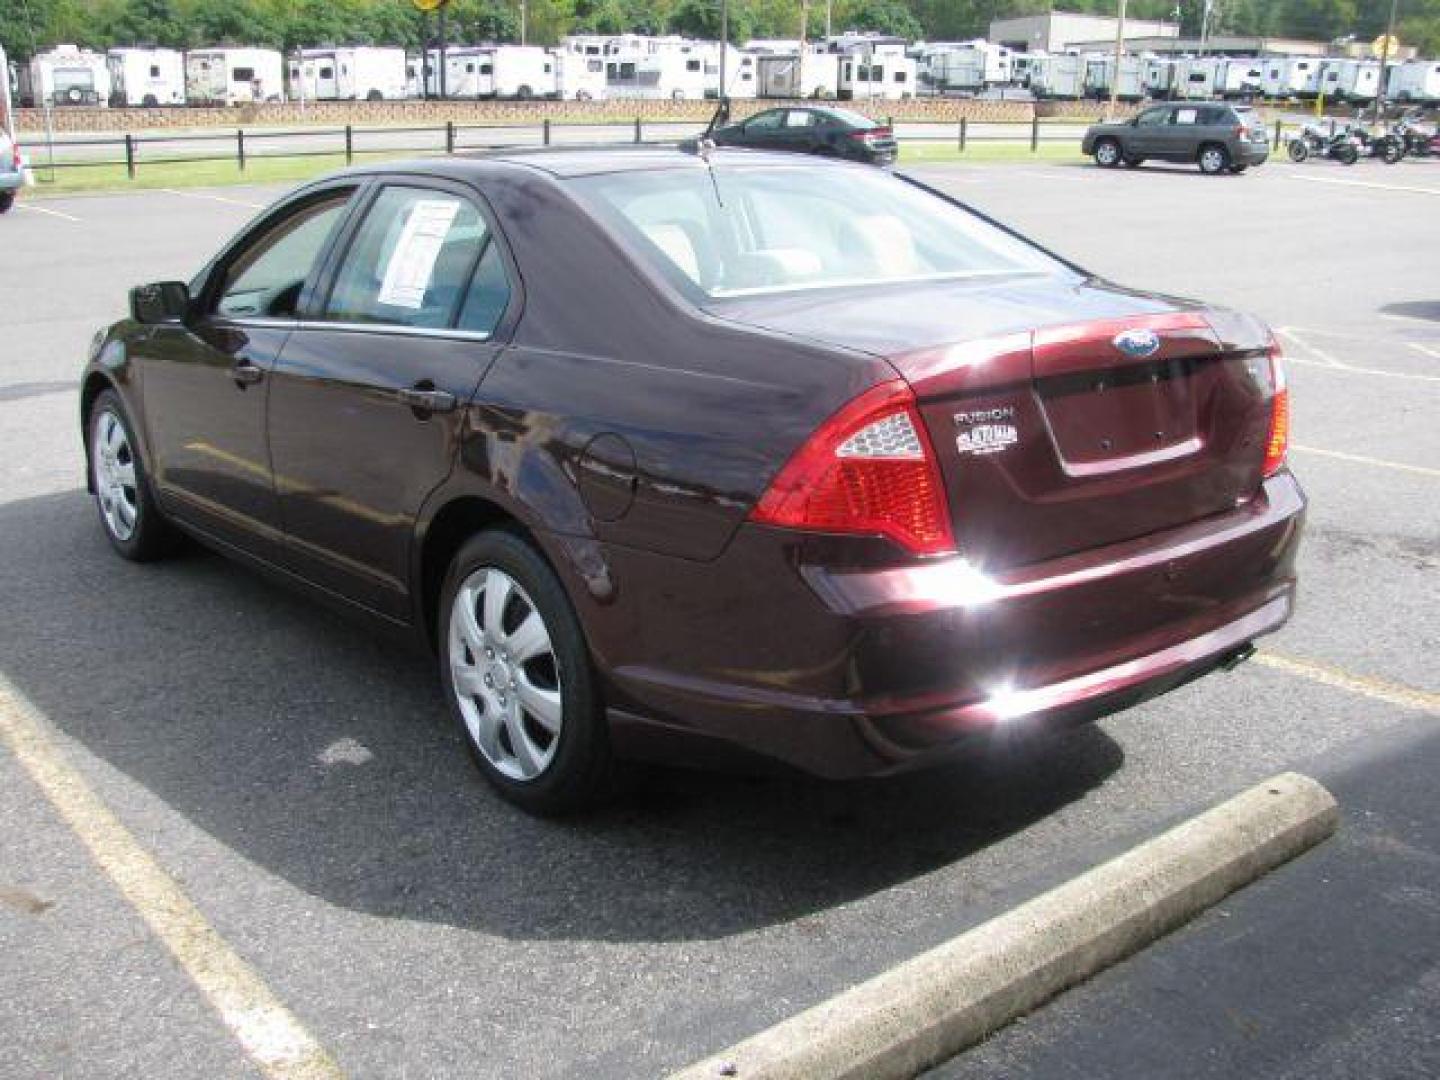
[0,192,14,214]
[88,389,179,561]
[1198,144,1230,175]
[1093,138,1122,167]
[439,530,614,815]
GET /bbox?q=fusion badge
[955,406,1019,456]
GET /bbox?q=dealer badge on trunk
[955,406,1019,456]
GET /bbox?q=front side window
[216,193,352,319]
[324,186,505,333]
[1136,107,1168,126]
[745,111,784,132]
[574,165,1065,299]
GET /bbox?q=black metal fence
[25,114,1314,181]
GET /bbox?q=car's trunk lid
[713,278,1276,569]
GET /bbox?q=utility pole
[438,3,448,100]
[1374,0,1400,122]
[719,0,729,99]
[798,0,809,99]
[1108,0,1127,119]
[825,0,832,38]
[520,0,528,46]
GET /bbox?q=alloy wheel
[92,409,139,542]
[448,567,564,782]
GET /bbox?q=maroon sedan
[81,149,1301,813]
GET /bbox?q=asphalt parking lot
[1,158,1437,1079]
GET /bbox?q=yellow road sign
[1371,34,1400,58]
[413,0,450,12]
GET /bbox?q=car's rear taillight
[850,127,891,142]
[9,143,19,170]
[1262,342,1289,478]
[750,380,955,556]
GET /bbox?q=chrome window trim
[289,319,494,343]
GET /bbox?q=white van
[187,48,285,105]
[107,48,185,106]
[289,47,408,102]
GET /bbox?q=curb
[671,771,1339,1080]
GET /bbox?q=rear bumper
[1237,145,1271,166]
[598,472,1305,778]
[0,172,22,193]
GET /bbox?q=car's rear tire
[0,192,14,214]
[87,389,180,562]
[1093,138,1122,167]
[1198,143,1230,175]
[1338,144,1360,166]
[439,530,615,815]
[1287,140,1310,162]
[1381,140,1402,164]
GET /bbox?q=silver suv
[0,129,23,213]
[1083,103,1271,175]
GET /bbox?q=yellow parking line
[1290,445,1440,478]
[1256,652,1440,715]
[0,674,343,1080]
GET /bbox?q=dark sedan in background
[1084,103,1271,174]
[710,106,898,164]
[81,148,1301,813]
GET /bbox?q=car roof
[335,145,851,182]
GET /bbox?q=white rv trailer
[1012,51,1046,89]
[1216,58,1264,99]
[1173,57,1223,100]
[1317,59,1383,103]
[607,41,711,100]
[757,51,840,99]
[425,47,556,99]
[1261,56,1320,99]
[1084,55,1144,101]
[1143,56,1176,98]
[921,43,1003,95]
[1389,59,1440,103]
[289,47,408,101]
[1031,53,1084,99]
[107,48,184,106]
[720,51,760,99]
[553,47,607,100]
[836,44,915,101]
[186,48,285,104]
[21,45,111,107]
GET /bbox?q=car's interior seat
[838,215,923,279]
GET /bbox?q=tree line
[3,0,1436,61]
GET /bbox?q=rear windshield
[571,164,1064,299]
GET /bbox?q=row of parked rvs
[975,48,1439,105]
[10,38,1440,108]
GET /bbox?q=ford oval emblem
[1113,328,1161,358]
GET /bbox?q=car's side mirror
[130,281,191,325]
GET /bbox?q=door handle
[397,386,458,414]
[232,362,264,388]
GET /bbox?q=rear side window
[324,186,508,334]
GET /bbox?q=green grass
[899,141,1087,165]
[25,151,417,196]
[23,138,1088,197]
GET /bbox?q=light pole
[1374,0,1400,122]
[1108,0,1127,119]
[719,0,729,99]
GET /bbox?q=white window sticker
[377,199,461,310]
[1175,108,1199,125]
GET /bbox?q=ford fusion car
[81,149,1303,813]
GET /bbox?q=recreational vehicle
[1317,59,1383,103]
[554,48,607,100]
[1389,59,1440,103]
[1084,55,1144,101]
[186,48,285,105]
[289,47,408,101]
[1261,57,1320,100]
[1174,57,1223,100]
[20,45,111,107]
[425,47,556,100]
[836,44,915,101]
[107,47,184,106]
[757,51,840,99]
[1032,53,1084,99]
[1143,56,1176,98]
[1217,58,1264,100]
[607,43,709,100]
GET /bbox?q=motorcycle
[1393,112,1439,158]
[1347,122,1404,164]
[1287,124,1361,166]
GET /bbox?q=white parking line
[1409,342,1440,361]
[1277,326,1440,383]
[1291,445,1440,478]
[16,202,81,222]
[1285,173,1440,197]
[0,675,342,1080]
[160,188,266,210]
